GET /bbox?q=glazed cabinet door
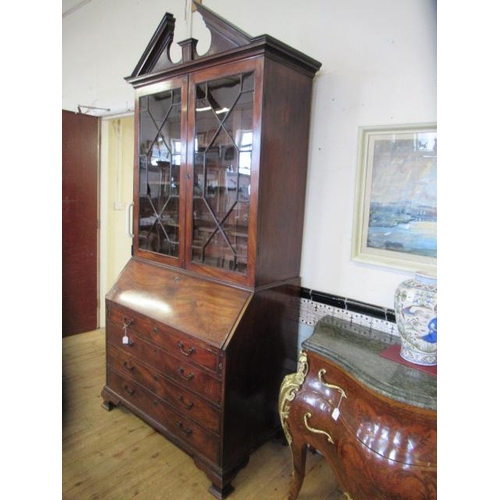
[133,77,188,267]
[186,59,262,286]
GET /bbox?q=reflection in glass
[138,88,182,256]
[192,72,254,274]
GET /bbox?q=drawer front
[107,369,219,463]
[107,321,222,404]
[107,343,221,433]
[305,352,436,467]
[107,303,221,375]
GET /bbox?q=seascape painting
[352,124,437,272]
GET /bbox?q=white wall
[62,0,436,314]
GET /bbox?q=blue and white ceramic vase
[394,272,437,366]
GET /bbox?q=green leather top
[303,316,437,411]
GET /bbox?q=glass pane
[138,88,181,257]
[192,72,254,273]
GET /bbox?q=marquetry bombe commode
[279,316,437,500]
[101,2,321,499]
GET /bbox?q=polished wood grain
[282,350,437,500]
[102,269,303,497]
[102,5,322,497]
[126,7,321,290]
[106,259,251,347]
[63,329,344,500]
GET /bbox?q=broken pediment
[128,1,252,79]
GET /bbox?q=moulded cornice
[126,1,321,86]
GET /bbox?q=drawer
[305,352,437,468]
[107,322,222,404]
[288,388,344,448]
[287,388,437,500]
[107,302,221,375]
[107,343,221,434]
[107,369,219,463]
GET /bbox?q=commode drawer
[107,343,221,434]
[306,353,436,467]
[106,321,222,404]
[107,302,222,375]
[107,369,219,463]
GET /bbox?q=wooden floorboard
[62,329,344,499]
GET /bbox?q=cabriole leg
[287,441,307,500]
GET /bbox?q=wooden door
[62,110,99,337]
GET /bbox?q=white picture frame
[351,123,437,273]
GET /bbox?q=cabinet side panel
[256,59,315,286]
[222,281,301,467]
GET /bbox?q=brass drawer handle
[122,361,135,372]
[318,369,347,398]
[318,369,347,421]
[303,412,334,444]
[122,317,135,328]
[177,422,193,436]
[178,342,195,356]
[178,367,194,381]
[178,395,194,410]
[123,384,135,396]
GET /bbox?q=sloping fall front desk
[279,316,437,500]
[101,258,298,498]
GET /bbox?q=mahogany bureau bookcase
[101,2,321,498]
[279,316,437,500]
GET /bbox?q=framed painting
[351,123,437,272]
